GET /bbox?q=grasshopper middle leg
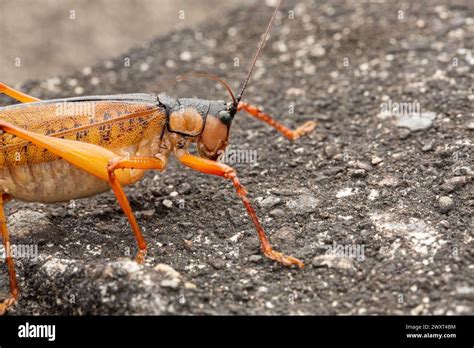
[0,120,165,267]
[107,156,166,263]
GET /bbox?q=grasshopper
[0,0,316,314]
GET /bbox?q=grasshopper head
[162,95,236,161]
[196,100,236,161]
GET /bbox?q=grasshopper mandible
[0,0,316,314]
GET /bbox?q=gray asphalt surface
[1,0,473,315]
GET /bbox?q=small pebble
[269,209,285,218]
[368,189,379,201]
[456,286,474,300]
[179,182,192,194]
[286,194,318,214]
[180,51,192,61]
[378,176,399,187]
[352,161,373,171]
[90,77,100,85]
[336,187,355,198]
[82,66,92,76]
[324,145,339,159]
[67,78,78,87]
[74,86,84,95]
[411,304,425,315]
[9,210,51,237]
[371,156,383,165]
[312,255,356,271]
[438,196,454,213]
[350,169,367,178]
[163,199,173,208]
[397,112,436,131]
[184,282,197,290]
[211,260,225,270]
[139,210,155,219]
[155,263,181,289]
[258,196,281,209]
[439,220,450,229]
[422,143,433,152]
[440,176,469,192]
[165,59,176,68]
[249,255,263,263]
[272,226,298,243]
[398,128,411,139]
[139,62,149,72]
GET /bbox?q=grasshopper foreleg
[175,149,304,268]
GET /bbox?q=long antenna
[236,0,282,105]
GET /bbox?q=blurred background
[0,0,251,84]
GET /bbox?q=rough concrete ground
[0,0,473,315]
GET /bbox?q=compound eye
[218,110,233,125]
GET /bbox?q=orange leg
[175,149,303,268]
[107,156,166,263]
[238,102,316,140]
[0,120,165,265]
[0,82,40,103]
[0,194,19,315]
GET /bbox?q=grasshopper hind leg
[0,82,40,103]
[0,193,19,315]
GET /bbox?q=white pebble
[336,187,354,198]
[90,77,100,85]
[139,62,149,72]
[180,51,192,62]
[74,86,84,95]
[68,78,78,87]
[82,66,92,76]
[165,60,176,68]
